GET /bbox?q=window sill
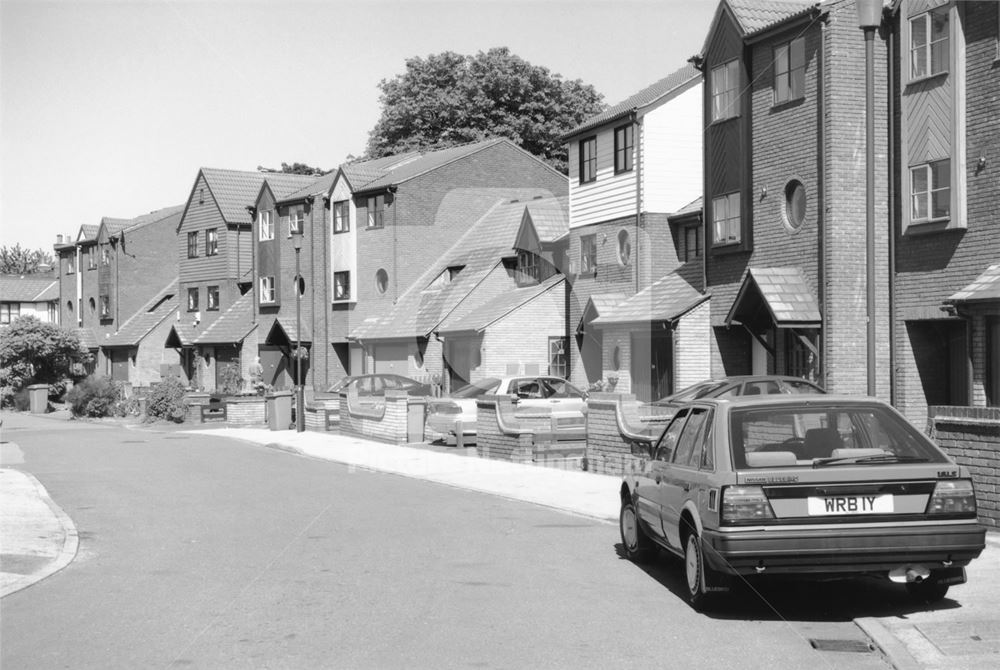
[613,168,633,176]
[708,115,739,127]
[903,217,962,235]
[711,241,748,255]
[905,70,948,88]
[771,95,805,111]
[333,229,351,235]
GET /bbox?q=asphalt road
[1,420,902,669]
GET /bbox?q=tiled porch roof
[726,267,821,328]
[947,264,1000,304]
[194,292,256,345]
[104,283,178,347]
[436,274,564,335]
[591,272,706,326]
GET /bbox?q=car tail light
[721,486,776,524]
[926,479,977,516]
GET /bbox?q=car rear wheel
[683,530,716,609]
[905,578,950,603]
[620,500,654,563]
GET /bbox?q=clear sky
[0,0,718,253]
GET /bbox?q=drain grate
[809,639,874,653]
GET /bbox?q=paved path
[2,411,998,669]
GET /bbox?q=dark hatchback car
[651,375,825,409]
[620,395,986,609]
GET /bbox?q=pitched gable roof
[563,64,701,139]
[103,281,178,347]
[0,274,58,301]
[78,225,99,241]
[726,0,818,35]
[436,273,565,335]
[591,270,707,326]
[191,168,317,227]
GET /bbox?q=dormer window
[909,6,949,80]
[516,250,539,285]
[711,60,740,121]
[427,265,465,290]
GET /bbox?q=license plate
[807,494,893,515]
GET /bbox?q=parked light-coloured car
[620,395,986,609]
[426,375,587,445]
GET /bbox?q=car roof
[687,394,890,411]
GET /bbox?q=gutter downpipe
[864,23,877,397]
[887,17,897,406]
[75,244,82,327]
[818,14,827,390]
[633,110,641,295]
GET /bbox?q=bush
[145,377,189,423]
[66,376,122,417]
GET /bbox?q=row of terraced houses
[52,0,998,430]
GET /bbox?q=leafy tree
[0,316,91,401]
[365,47,605,173]
[0,244,55,274]
[257,163,329,176]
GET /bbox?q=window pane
[930,40,948,75]
[911,16,927,48]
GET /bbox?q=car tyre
[683,529,716,610]
[905,578,949,603]
[620,499,655,563]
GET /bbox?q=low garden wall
[304,396,340,432]
[927,406,1000,528]
[339,390,426,444]
[584,393,674,476]
[476,395,586,467]
[226,396,266,425]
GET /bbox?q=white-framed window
[549,336,569,378]
[207,285,219,311]
[259,276,275,303]
[909,6,949,80]
[711,60,740,122]
[205,228,218,256]
[0,303,20,325]
[187,232,198,258]
[333,201,350,233]
[579,137,597,183]
[614,124,633,173]
[66,253,76,274]
[774,37,805,104]
[712,192,741,245]
[366,195,385,229]
[580,234,597,274]
[100,295,110,318]
[258,210,274,241]
[87,247,96,270]
[910,159,950,222]
[187,287,199,312]
[516,249,539,285]
[683,225,701,262]
[334,271,350,300]
[101,245,110,266]
[288,207,305,236]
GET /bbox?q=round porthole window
[617,229,632,266]
[375,269,388,295]
[784,179,807,230]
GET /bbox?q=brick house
[890,0,1000,420]
[561,65,706,401]
[352,195,570,393]
[697,0,892,398]
[54,206,183,382]
[0,273,58,326]
[169,168,316,391]
[310,139,567,391]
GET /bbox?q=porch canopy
[946,264,1000,306]
[577,292,628,333]
[725,267,821,331]
[590,273,706,327]
[265,317,312,347]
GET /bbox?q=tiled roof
[726,0,818,36]
[347,192,566,341]
[591,271,706,326]
[339,152,422,192]
[524,196,570,243]
[200,168,317,225]
[563,64,700,138]
[726,267,821,327]
[669,197,703,219]
[75,328,99,349]
[278,172,337,204]
[353,139,511,194]
[275,316,311,344]
[193,291,256,345]
[0,274,58,301]
[117,204,185,236]
[436,274,564,335]
[101,217,130,237]
[579,292,629,332]
[167,322,199,347]
[78,225,99,241]
[104,282,178,347]
[947,265,1000,304]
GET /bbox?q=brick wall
[927,406,1000,528]
[226,397,266,425]
[339,391,423,443]
[674,300,712,389]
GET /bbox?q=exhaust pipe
[889,564,930,583]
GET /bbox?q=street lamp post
[292,233,305,432]
[857,0,881,397]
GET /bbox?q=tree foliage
[0,316,91,397]
[365,48,605,173]
[0,244,55,274]
[256,163,329,176]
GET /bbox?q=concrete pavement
[2,410,998,670]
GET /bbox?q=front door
[259,345,287,389]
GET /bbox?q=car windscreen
[730,405,949,468]
[452,378,501,398]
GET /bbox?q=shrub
[66,376,122,417]
[145,377,189,423]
